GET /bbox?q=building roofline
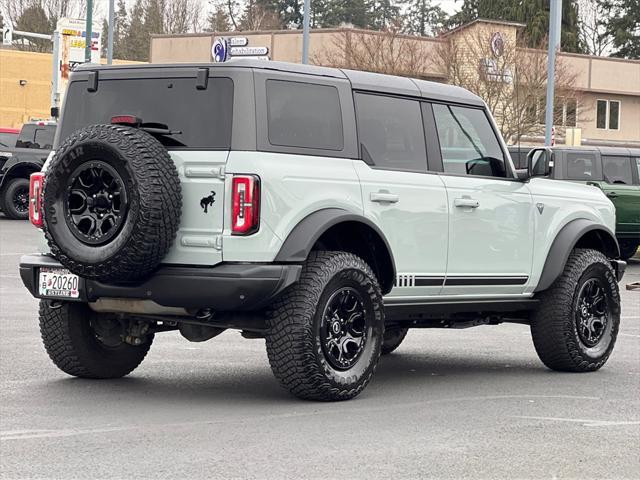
[439,18,527,37]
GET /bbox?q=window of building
[609,101,620,130]
[432,103,506,178]
[566,152,598,180]
[266,80,343,151]
[596,99,620,130]
[354,93,427,172]
[536,97,577,127]
[602,156,632,185]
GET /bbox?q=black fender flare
[534,218,619,292]
[0,160,42,189]
[274,208,397,291]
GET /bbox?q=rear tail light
[29,172,45,228]
[231,175,260,235]
[110,115,141,126]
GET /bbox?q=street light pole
[544,0,562,146]
[302,0,311,64]
[107,0,114,64]
[85,0,93,63]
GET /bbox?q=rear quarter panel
[222,151,363,262]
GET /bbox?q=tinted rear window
[60,77,233,149]
[0,132,17,148]
[16,125,56,149]
[354,93,427,172]
[266,80,343,151]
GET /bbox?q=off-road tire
[619,240,639,261]
[39,300,153,379]
[265,251,385,401]
[42,124,181,282]
[381,327,409,355]
[531,248,620,372]
[2,177,30,220]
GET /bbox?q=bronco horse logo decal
[200,191,216,213]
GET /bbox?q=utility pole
[544,0,562,146]
[85,0,93,63]
[107,0,115,64]
[302,0,311,64]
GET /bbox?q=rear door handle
[454,197,480,209]
[370,192,399,204]
[606,192,618,199]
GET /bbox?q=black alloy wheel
[320,287,369,370]
[65,161,128,245]
[575,278,611,349]
[12,184,29,215]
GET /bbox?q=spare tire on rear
[43,124,181,282]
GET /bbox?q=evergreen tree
[447,0,584,52]
[15,2,52,52]
[113,0,129,60]
[101,18,109,57]
[602,0,640,58]
[404,0,447,35]
[207,2,232,31]
[123,0,148,60]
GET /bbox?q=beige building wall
[0,49,141,128]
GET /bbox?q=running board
[384,298,539,322]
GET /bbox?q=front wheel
[2,178,30,220]
[266,251,385,401]
[39,300,153,378]
[531,249,620,372]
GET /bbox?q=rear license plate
[38,268,80,299]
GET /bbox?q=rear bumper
[19,254,302,311]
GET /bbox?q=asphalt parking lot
[1,217,638,480]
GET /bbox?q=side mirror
[527,148,552,178]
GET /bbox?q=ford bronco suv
[19,60,626,401]
[510,145,640,260]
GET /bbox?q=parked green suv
[510,146,640,260]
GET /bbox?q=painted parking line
[513,416,640,427]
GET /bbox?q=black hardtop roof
[76,58,485,106]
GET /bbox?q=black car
[0,121,56,219]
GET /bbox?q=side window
[432,103,506,178]
[565,152,599,180]
[602,156,633,185]
[354,93,427,172]
[266,80,343,151]
[636,158,640,182]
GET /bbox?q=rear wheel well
[1,164,39,194]
[574,229,619,259]
[312,221,395,294]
